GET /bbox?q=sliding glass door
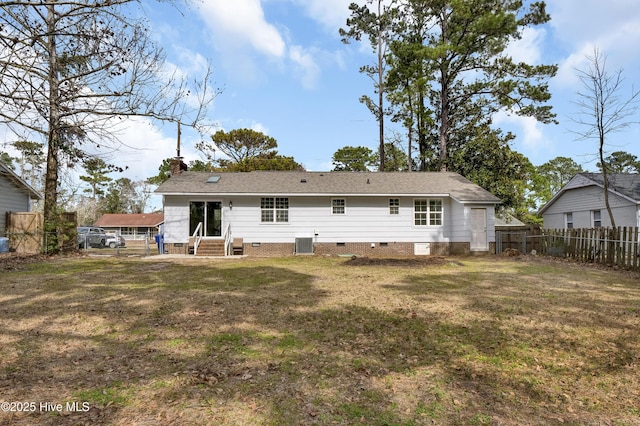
[189,201,222,237]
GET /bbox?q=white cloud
[219,119,269,135]
[493,111,548,151]
[548,0,640,48]
[289,0,352,33]
[554,43,597,88]
[250,122,270,134]
[198,0,286,58]
[170,47,210,76]
[289,45,321,90]
[506,27,544,64]
[548,0,640,89]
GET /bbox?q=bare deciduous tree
[0,1,219,251]
[571,48,640,228]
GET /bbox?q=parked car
[105,235,126,249]
[77,227,107,249]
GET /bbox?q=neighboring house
[540,173,640,229]
[93,213,164,240]
[155,170,501,256]
[0,162,43,237]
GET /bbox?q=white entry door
[470,208,487,251]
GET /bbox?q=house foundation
[164,241,490,257]
[241,241,477,257]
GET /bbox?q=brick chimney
[170,157,187,176]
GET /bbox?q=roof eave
[0,165,43,200]
[161,191,451,197]
[159,191,501,204]
[539,177,640,215]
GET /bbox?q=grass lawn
[1,254,639,425]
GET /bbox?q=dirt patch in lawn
[343,255,453,267]
[0,253,49,271]
[1,255,639,425]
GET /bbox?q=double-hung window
[592,210,601,228]
[332,198,346,215]
[389,198,400,215]
[261,197,289,223]
[565,212,573,229]
[414,199,443,226]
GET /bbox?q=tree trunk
[439,71,449,172]
[417,92,427,171]
[438,6,449,172]
[377,0,385,172]
[600,140,616,228]
[43,4,61,252]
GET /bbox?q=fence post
[632,227,640,271]
[620,226,627,267]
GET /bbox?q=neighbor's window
[592,210,601,228]
[261,197,289,223]
[565,212,573,229]
[389,198,400,215]
[414,199,443,226]
[332,198,346,215]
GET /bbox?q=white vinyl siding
[162,195,496,246]
[0,175,33,237]
[543,186,637,229]
[162,196,191,243]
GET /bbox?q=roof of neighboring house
[539,173,640,214]
[155,171,502,204]
[581,173,640,201]
[495,214,526,227]
[94,213,164,228]
[0,161,43,200]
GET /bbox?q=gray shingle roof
[580,173,640,202]
[94,213,164,227]
[155,171,501,203]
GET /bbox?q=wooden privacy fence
[6,212,43,254]
[6,211,77,254]
[539,227,640,271]
[495,225,543,255]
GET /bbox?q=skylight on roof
[207,176,221,183]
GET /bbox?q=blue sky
[135,0,640,175]
[3,0,640,210]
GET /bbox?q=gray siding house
[155,170,501,256]
[540,173,640,229]
[0,162,43,236]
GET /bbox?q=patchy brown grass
[1,255,639,425]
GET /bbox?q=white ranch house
[540,173,640,229]
[155,169,501,257]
